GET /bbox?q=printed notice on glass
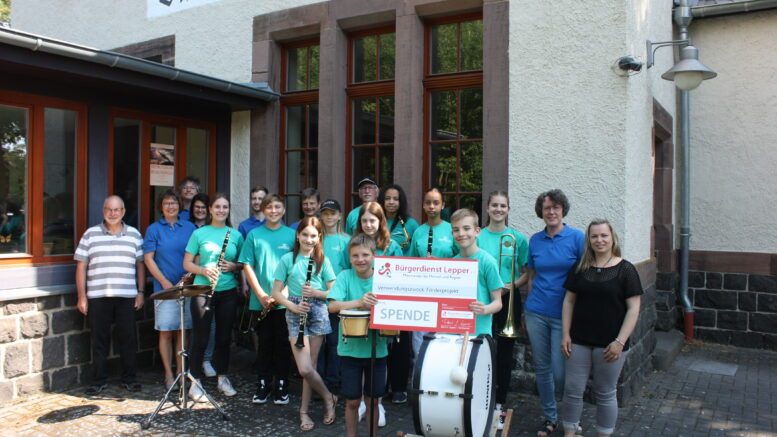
[370,256,478,334]
[150,143,175,186]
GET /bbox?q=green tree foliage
[0,0,10,24]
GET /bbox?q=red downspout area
[684,312,694,341]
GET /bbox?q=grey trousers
[561,343,627,435]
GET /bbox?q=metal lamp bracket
[646,39,689,69]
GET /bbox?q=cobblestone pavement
[1,341,775,436]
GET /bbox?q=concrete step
[653,329,685,371]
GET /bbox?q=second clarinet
[294,257,316,348]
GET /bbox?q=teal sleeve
[340,238,352,270]
[273,255,290,283]
[516,232,529,267]
[238,232,255,265]
[185,231,199,255]
[408,228,420,257]
[388,240,403,257]
[328,270,348,301]
[484,259,504,294]
[322,257,336,282]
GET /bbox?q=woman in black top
[560,219,642,437]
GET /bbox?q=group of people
[74,175,642,437]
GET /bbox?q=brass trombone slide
[498,234,519,338]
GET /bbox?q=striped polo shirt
[74,222,144,299]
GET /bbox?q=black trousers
[493,290,523,404]
[88,297,138,385]
[256,308,292,383]
[387,330,413,393]
[190,288,239,379]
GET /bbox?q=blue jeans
[525,310,565,422]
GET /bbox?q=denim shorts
[340,356,387,400]
[286,295,332,337]
[154,297,193,331]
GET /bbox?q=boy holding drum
[328,234,388,437]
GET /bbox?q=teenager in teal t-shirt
[328,234,387,437]
[354,202,403,257]
[270,216,337,432]
[450,208,503,336]
[379,184,419,257]
[407,188,458,258]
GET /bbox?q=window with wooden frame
[424,14,483,220]
[346,27,396,210]
[108,108,217,233]
[280,39,320,222]
[0,90,87,265]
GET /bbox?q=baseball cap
[357,177,378,188]
[320,199,341,212]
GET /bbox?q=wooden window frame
[108,108,217,232]
[345,27,396,210]
[280,38,320,212]
[0,90,88,267]
[423,14,484,214]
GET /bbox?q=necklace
[595,255,613,272]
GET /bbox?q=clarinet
[294,257,316,348]
[204,228,231,311]
[426,227,434,257]
[398,216,410,249]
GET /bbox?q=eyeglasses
[103,208,124,214]
[359,185,378,191]
[162,202,179,207]
[182,185,198,191]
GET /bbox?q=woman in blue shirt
[523,189,584,436]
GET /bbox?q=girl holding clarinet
[271,216,338,431]
[379,184,419,256]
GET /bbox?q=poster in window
[150,143,175,186]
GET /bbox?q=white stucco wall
[688,10,777,253]
[230,111,251,225]
[508,0,675,263]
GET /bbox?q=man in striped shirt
[75,195,145,395]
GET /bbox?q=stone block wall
[0,290,159,402]
[510,260,657,406]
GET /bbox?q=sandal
[536,419,558,436]
[299,410,315,432]
[323,394,338,425]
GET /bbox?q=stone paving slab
[2,341,776,436]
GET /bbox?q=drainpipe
[692,0,777,18]
[676,0,695,342]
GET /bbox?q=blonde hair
[577,218,621,273]
[450,208,479,225]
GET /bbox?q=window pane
[186,128,209,193]
[353,98,376,145]
[460,88,483,140]
[287,47,308,92]
[286,105,305,148]
[378,96,394,144]
[430,143,457,193]
[460,141,483,192]
[441,193,456,222]
[379,33,395,80]
[113,118,140,230]
[354,35,377,83]
[431,90,457,140]
[43,108,77,255]
[352,147,376,186]
[307,150,318,188]
[150,125,176,224]
[378,146,393,185]
[0,104,28,255]
[460,20,483,71]
[310,45,320,89]
[286,194,301,225]
[308,104,319,148]
[459,193,482,225]
[286,150,304,198]
[431,23,457,74]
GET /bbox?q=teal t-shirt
[184,225,244,292]
[327,269,389,359]
[345,206,362,235]
[408,222,459,258]
[454,249,503,336]
[238,224,296,310]
[273,252,337,297]
[477,227,529,284]
[377,239,404,257]
[324,234,351,274]
[387,217,419,256]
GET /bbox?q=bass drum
[412,334,495,437]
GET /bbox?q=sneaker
[391,391,408,404]
[252,379,271,404]
[85,383,106,396]
[202,361,217,377]
[217,376,237,397]
[358,400,366,422]
[378,402,386,427]
[273,379,290,405]
[189,380,207,403]
[122,382,142,392]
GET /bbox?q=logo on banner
[377,262,392,277]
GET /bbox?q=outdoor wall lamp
[646,40,717,90]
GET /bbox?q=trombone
[498,234,519,338]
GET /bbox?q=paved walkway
[1,341,775,436]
